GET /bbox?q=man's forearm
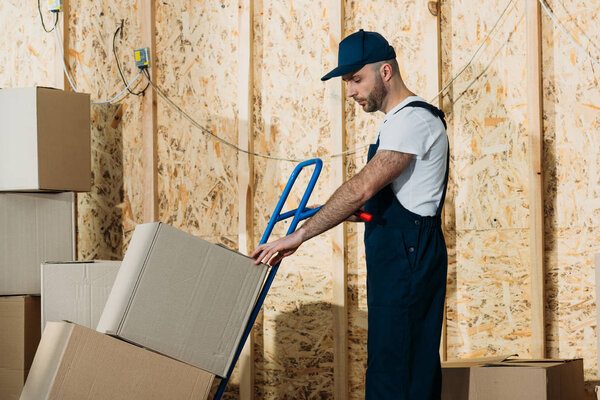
[297,178,368,242]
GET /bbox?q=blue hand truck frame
[214,158,324,399]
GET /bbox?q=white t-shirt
[374,96,448,217]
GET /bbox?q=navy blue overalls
[363,101,449,400]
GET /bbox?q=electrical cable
[538,0,600,69]
[452,12,525,105]
[142,0,521,162]
[113,23,149,96]
[53,18,142,104]
[429,0,517,103]
[38,0,58,33]
[40,0,524,160]
[91,70,143,104]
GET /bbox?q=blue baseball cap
[321,29,396,81]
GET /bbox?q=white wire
[53,18,141,104]
[91,70,142,104]
[54,26,79,93]
[538,0,600,69]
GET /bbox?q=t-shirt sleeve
[377,109,438,157]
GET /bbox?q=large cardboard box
[470,359,584,399]
[20,322,214,400]
[41,261,121,332]
[0,87,91,191]
[0,296,41,400]
[442,357,584,400]
[97,222,269,377]
[0,192,75,295]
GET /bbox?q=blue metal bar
[214,158,323,399]
[275,205,322,222]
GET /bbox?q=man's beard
[362,75,387,113]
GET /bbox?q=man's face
[343,64,387,113]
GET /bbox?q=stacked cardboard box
[41,261,121,331]
[0,87,91,191]
[0,87,90,399]
[442,356,584,399]
[0,296,40,400]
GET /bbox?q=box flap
[442,354,517,368]
[483,358,583,368]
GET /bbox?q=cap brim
[321,63,365,81]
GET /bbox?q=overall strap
[393,100,447,130]
[393,100,449,217]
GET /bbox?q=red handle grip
[354,211,372,222]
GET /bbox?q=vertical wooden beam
[238,0,255,399]
[526,0,545,359]
[424,0,447,363]
[327,1,347,398]
[140,0,158,223]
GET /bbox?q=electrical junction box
[134,47,150,68]
[48,0,62,12]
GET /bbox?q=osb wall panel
[154,2,241,397]
[542,0,600,381]
[77,104,124,260]
[344,1,441,395]
[440,0,533,361]
[251,0,340,398]
[155,1,239,240]
[0,1,60,87]
[67,1,143,258]
[446,229,532,358]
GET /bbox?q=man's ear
[380,63,393,82]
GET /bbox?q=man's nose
[346,87,356,98]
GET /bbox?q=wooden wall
[2,0,600,397]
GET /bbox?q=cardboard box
[471,359,584,399]
[442,357,584,400]
[97,222,269,377]
[0,296,41,400]
[41,261,121,332]
[0,192,75,295]
[442,355,514,400]
[20,322,214,400]
[0,87,91,191]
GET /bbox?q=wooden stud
[327,0,347,398]
[140,0,158,223]
[526,0,545,359]
[238,0,255,398]
[422,0,447,362]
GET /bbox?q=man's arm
[251,150,413,265]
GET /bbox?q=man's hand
[250,229,305,266]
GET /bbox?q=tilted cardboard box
[0,87,91,192]
[0,296,41,400]
[20,322,214,400]
[41,261,121,331]
[97,222,269,377]
[0,192,75,295]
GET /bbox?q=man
[251,29,449,400]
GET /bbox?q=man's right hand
[250,229,305,266]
